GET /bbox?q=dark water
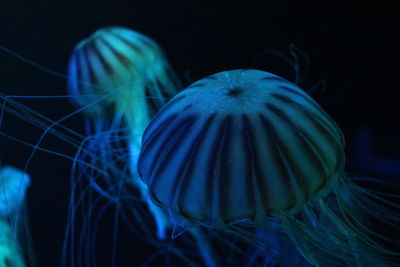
[1,1,399,266]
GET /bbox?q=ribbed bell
[138,69,345,228]
[67,26,179,121]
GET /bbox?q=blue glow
[1,36,399,267]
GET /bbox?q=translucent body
[67,26,182,241]
[138,69,400,266]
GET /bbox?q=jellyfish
[138,69,400,266]
[0,166,34,267]
[65,26,227,267]
[67,25,182,240]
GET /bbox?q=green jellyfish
[67,26,182,240]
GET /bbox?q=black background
[1,1,399,266]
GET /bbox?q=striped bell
[138,69,345,228]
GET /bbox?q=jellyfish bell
[68,25,181,139]
[138,69,399,266]
[138,69,344,226]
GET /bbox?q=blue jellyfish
[138,69,400,266]
[0,166,34,267]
